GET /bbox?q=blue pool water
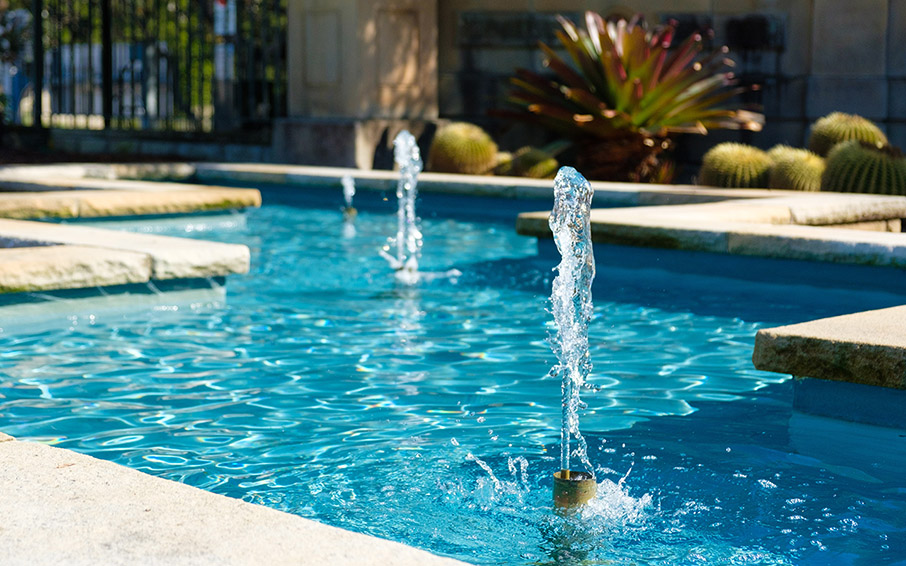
[2,186,906,565]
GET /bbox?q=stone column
[275,0,438,168]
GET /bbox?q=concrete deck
[0,433,468,566]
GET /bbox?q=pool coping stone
[0,164,259,294]
[753,306,906,389]
[0,218,250,281]
[0,435,470,566]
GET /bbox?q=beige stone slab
[753,306,906,389]
[652,201,794,225]
[0,219,249,279]
[0,192,81,219]
[825,219,901,232]
[0,176,184,192]
[780,194,906,226]
[727,224,906,267]
[0,439,469,566]
[0,183,260,221]
[0,245,151,292]
[74,188,262,218]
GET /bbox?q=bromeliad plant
[500,12,763,182]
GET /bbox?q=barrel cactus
[427,122,499,175]
[820,140,906,195]
[767,145,825,192]
[698,143,772,188]
[807,112,888,157]
[495,146,560,179]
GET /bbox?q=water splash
[379,131,424,282]
[465,453,531,509]
[548,166,595,476]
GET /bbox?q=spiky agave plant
[498,12,763,182]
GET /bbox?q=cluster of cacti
[697,143,773,188]
[427,122,499,175]
[807,112,888,157]
[697,113,903,194]
[820,140,906,195]
[767,145,825,192]
[495,145,561,179]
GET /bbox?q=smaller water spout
[341,174,357,221]
[379,130,424,283]
[548,166,597,508]
[380,130,460,285]
[341,174,357,238]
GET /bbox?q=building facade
[281,0,906,169]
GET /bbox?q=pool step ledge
[0,219,249,293]
[753,305,906,389]
[0,434,470,566]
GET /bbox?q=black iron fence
[5,0,286,134]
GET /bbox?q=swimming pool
[2,186,906,565]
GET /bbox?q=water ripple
[0,203,902,565]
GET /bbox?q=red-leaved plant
[499,12,763,182]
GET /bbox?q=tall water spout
[549,166,597,507]
[380,130,424,283]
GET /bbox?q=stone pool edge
[0,431,470,566]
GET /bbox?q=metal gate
[9,0,286,134]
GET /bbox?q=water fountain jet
[548,166,597,508]
[380,130,461,284]
[379,130,424,284]
[341,174,357,221]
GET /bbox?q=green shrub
[698,143,772,188]
[820,140,906,195]
[807,112,888,157]
[427,122,499,175]
[767,145,825,192]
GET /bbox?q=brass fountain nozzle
[553,469,596,508]
[342,206,358,221]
